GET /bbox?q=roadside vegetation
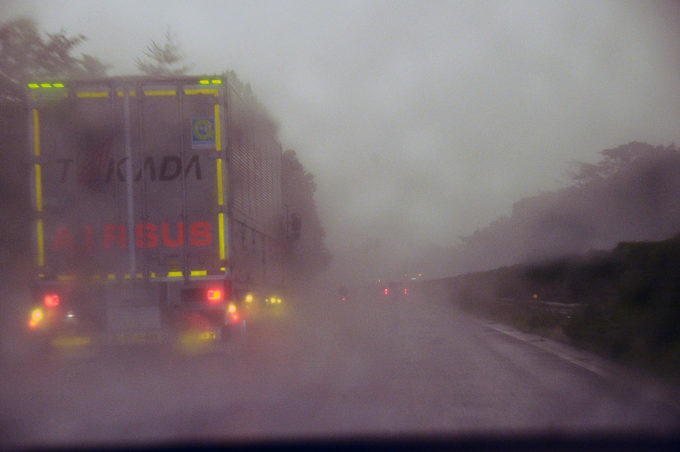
[434,233,680,381]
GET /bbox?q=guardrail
[492,297,583,316]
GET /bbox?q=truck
[25,76,288,345]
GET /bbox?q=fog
[4,2,680,446]
[3,285,679,448]
[3,0,680,281]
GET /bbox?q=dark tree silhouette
[282,150,332,282]
[0,18,108,103]
[451,142,680,273]
[135,27,191,76]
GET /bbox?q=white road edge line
[484,322,680,413]
[485,323,611,378]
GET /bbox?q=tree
[222,69,255,101]
[451,142,680,273]
[0,18,108,103]
[135,27,190,75]
[282,150,332,282]
[568,142,678,186]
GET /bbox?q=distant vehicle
[25,76,288,345]
[382,281,409,299]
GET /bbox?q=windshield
[1,0,679,449]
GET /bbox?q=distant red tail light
[43,294,60,308]
[384,288,389,296]
[206,289,223,303]
[404,288,408,295]
[231,312,240,322]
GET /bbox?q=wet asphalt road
[1,287,679,448]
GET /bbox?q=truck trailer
[25,76,286,343]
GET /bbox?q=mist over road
[2,287,679,448]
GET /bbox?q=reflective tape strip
[58,275,74,281]
[144,90,176,96]
[218,213,225,260]
[216,159,224,206]
[107,274,116,280]
[32,109,40,156]
[34,164,42,212]
[168,271,183,277]
[37,219,44,267]
[184,88,218,96]
[214,104,222,151]
[117,91,136,97]
[190,270,207,276]
[76,91,110,98]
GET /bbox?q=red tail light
[43,294,60,308]
[206,289,223,303]
[231,312,240,322]
[384,288,389,295]
[404,288,408,295]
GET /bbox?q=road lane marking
[484,321,680,412]
[484,322,611,378]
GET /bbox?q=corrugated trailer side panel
[226,83,284,295]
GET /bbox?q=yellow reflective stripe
[184,88,218,96]
[58,274,74,281]
[144,90,176,96]
[218,213,225,260]
[37,219,44,267]
[168,271,183,277]
[216,159,224,206]
[34,164,42,212]
[107,274,116,280]
[190,270,207,276]
[214,104,221,151]
[117,91,136,97]
[76,91,109,98]
[32,109,40,156]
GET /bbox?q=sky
[3,0,680,281]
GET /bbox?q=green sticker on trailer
[191,118,215,148]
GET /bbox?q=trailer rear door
[29,79,228,282]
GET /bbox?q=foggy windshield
[1,1,679,449]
